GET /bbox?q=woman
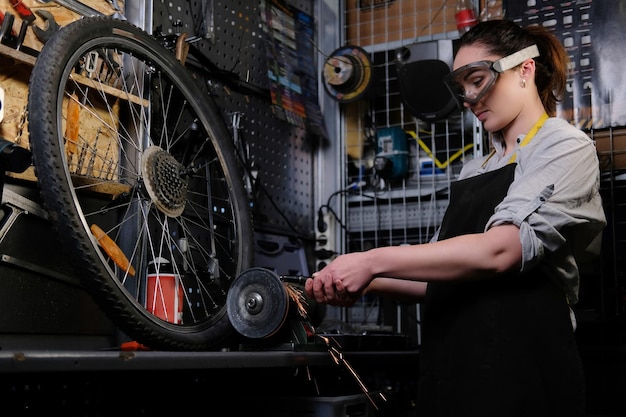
[306,20,606,416]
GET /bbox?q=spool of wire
[322,45,373,103]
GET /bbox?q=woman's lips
[475,110,488,122]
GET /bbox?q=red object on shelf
[120,341,151,351]
[455,0,478,34]
[145,257,183,324]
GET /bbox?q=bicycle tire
[27,16,253,350]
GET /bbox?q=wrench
[36,0,103,17]
[36,0,113,18]
[32,10,60,43]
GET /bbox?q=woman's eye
[472,76,485,88]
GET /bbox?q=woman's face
[452,44,523,133]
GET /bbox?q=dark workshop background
[0,0,625,415]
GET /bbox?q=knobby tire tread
[27,17,253,350]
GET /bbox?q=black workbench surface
[0,347,420,416]
[0,348,418,373]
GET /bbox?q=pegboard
[150,0,318,237]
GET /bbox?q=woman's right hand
[304,251,373,305]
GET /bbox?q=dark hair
[458,19,569,116]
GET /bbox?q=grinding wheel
[226,267,290,339]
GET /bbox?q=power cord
[316,181,370,234]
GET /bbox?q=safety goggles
[444,44,540,106]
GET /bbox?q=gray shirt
[439,117,606,305]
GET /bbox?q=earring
[521,79,526,88]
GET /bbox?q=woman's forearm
[367,224,522,282]
[366,278,427,303]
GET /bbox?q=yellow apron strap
[508,112,549,164]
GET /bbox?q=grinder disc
[226,267,290,339]
[322,45,372,103]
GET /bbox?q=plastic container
[145,257,183,324]
[455,0,478,35]
[479,0,504,21]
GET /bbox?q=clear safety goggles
[444,45,540,106]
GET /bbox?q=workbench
[0,346,420,415]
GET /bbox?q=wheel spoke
[27,17,253,350]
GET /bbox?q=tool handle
[0,12,15,41]
[90,224,136,276]
[280,275,310,285]
[8,0,35,23]
[15,19,28,49]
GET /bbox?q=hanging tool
[0,10,17,37]
[3,2,34,52]
[0,12,39,57]
[0,12,15,42]
[36,0,125,19]
[8,0,36,24]
[36,0,103,17]
[15,19,30,50]
[32,10,60,43]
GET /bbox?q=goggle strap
[492,44,540,73]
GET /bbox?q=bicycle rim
[27,17,253,350]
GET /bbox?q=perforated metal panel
[150,0,317,236]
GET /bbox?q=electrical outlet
[314,211,335,271]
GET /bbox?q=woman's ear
[519,58,536,78]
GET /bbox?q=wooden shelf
[0,43,37,66]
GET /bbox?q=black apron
[417,163,585,417]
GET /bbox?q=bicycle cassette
[141,145,189,217]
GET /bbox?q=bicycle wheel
[27,16,253,350]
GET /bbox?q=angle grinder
[226,267,323,341]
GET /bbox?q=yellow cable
[406,130,474,169]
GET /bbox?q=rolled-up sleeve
[472,119,606,303]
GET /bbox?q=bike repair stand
[0,137,32,199]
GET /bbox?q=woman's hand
[304,251,373,306]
